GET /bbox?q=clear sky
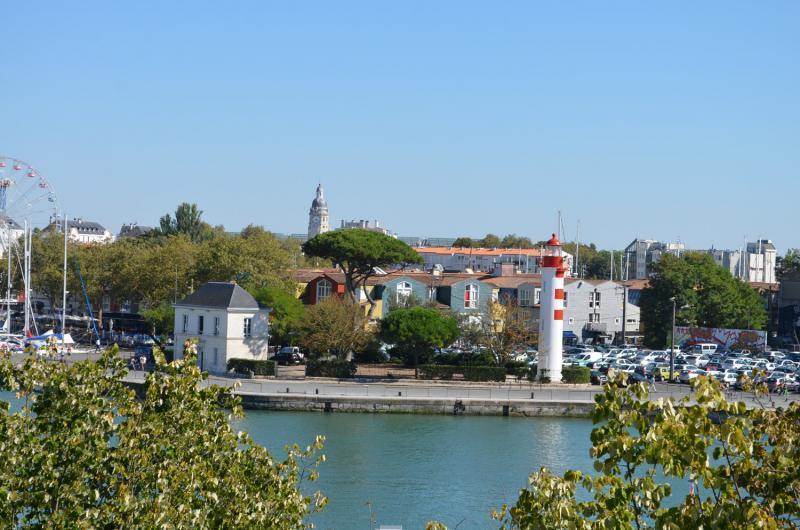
[1,1,797,252]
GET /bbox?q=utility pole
[670,297,677,383]
[620,285,627,346]
[610,250,614,281]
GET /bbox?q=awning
[563,330,578,339]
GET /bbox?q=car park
[716,370,739,387]
[678,365,703,384]
[273,350,304,365]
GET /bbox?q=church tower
[307,184,329,239]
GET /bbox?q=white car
[716,370,739,386]
[678,365,703,384]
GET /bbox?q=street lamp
[669,297,690,383]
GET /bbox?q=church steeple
[308,184,329,239]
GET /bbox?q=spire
[311,183,327,209]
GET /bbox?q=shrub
[504,360,529,378]
[461,366,506,382]
[227,359,275,376]
[306,359,356,378]
[418,365,457,380]
[561,365,591,384]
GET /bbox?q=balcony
[584,322,607,333]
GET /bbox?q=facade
[307,184,330,239]
[46,218,114,244]
[0,215,24,256]
[375,275,431,317]
[118,223,153,239]
[778,272,800,347]
[415,246,573,275]
[173,282,270,374]
[339,219,393,236]
[560,279,642,345]
[625,238,777,284]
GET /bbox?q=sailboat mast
[5,222,10,338]
[61,214,68,348]
[23,222,29,337]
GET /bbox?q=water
[238,411,596,529]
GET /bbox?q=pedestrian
[140,355,147,370]
[649,373,657,392]
[784,383,790,402]
[94,339,101,353]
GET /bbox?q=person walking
[649,373,657,392]
[94,338,101,354]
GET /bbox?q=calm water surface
[238,411,596,529]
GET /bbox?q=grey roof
[0,215,22,230]
[119,224,153,238]
[176,282,260,309]
[47,218,107,234]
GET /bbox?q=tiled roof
[176,282,260,309]
[415,246,545,257]
[623,279,650,290]
[482,274,542,289]
[749,281,779,292]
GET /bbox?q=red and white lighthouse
[538,233,565,382]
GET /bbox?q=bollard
[531,392,535,399]
[315,388,319,395]
[398,391,402,397]
[286,387,290,393]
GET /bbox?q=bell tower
[307,184,329,239]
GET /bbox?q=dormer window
[396,282,412,304]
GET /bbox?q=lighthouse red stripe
[553,309,563,320]
[555,269,565,278]
[554,289,564,300]
[542,256,563,268]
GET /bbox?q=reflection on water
[237,411,597,529]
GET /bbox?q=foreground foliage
[490,375,800,529]
[0,345,325,528]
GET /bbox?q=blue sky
[1,1,797,252]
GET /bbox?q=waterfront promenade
[123,369,795,416]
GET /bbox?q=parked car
[715,370,739,387]
[273,350,304,365]
[678,365,703,384]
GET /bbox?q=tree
[484,298,538,364]
[299,297,371,358]
[380,307,460,372]
[451,237,476,248]
[640,253,767,347]
[142,301,174,336]
[777,248,800,279]
[250,285,305,346]
[499,234,535,249]
[302,230,423,318]
[480,233,502,248]
[0,345,326,527]
[158,202,207,242]
[489,375,800,529]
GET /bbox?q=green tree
[302,230,423,318]
[777,248,800,279]
[250,285,305,346]
[499,234,535,249]
[484,298,537,365]
[380,307,460,372]
[299,297,371,358]
[451,237,476,248]
[488,375,800,529]
[480,233,502,248]
[159,202,207,242]
[640,253,767,347]
[0,345,326,528]
[142,301,175,336]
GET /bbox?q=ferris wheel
[0,156,60,230]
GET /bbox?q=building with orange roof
[413,246,573,276]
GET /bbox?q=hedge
[227,359,275,376]
[504,360,530,378]
[306,359,357,378]
[418,365,457,380]
[561,365,591,384]
[418,365,506,382]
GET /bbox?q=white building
[47,218,114,244]
[173,282,271,374]
[338,219,394,236]
[0,215,24,256]
[307,184,330,239]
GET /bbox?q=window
[214,316,220,336]
[535,288,541,305]
[519,287,531,307]
[243,318,252,337]
[396,282,412,304]
[464,284,478,309]
[563,291,568,308]
[614,318,620,324]
[589,291,601,308]
[316,279,332,301]
[589,313,598,323]
[198,315,204,335]
[213,347,218,367]
[182,314,188,333]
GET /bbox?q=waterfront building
[307,184,330,239]
[0,215,24,256]
[173,282,271,374]
[118,222,153,239]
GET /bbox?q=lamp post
[669,297,690,383]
